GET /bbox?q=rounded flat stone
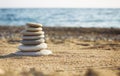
[21,30,44,36]
[27,23,42,27]
[14,50,52,56]
[39,50,52,55]
[22,35,45,40]
[21,39,45,45]
[25,27,43,32]
[18,43,47,52]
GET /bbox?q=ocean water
[0,8,120,28]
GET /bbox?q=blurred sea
[0,8,120,28]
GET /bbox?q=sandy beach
[0,26,120,76]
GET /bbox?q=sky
[0,0,120,8]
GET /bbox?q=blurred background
[0,8,120,28]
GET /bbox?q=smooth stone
[14,50,52,56]
[26,23,42,27]
[21,30,44,36]
[22,35,45,40]
[39,50,52,55]
[18,43,47,52]
[21,39,45,45]
[25,27,43,32]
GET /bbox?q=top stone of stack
[27,23,43,27]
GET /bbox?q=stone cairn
[15,23,52,56]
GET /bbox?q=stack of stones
[15,23,52,56]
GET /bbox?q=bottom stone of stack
[18,43,47,52]
[14,50,52,56]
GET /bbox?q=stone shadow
[0,53,41,59]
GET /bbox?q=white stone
[39,50,52,55]
[14,50,52,56]
[18,43,47,52]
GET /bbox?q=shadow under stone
[0,53,41,59]
[0,53,18,59]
